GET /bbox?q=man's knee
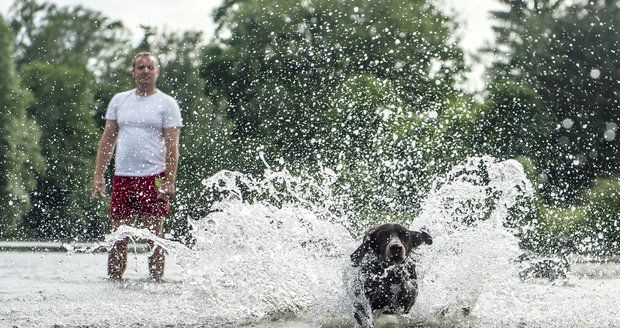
[142,217,163,234]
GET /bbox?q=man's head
[131,52,160,88]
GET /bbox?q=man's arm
[92,120,118,199]
[162,127,181,198]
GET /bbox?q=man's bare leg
[108,217,134,281]
[143,216,165,281]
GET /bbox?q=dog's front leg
[352,299,375,328]
[348,272,375,328]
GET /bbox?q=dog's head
[351,223,432,267]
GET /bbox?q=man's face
[131,55,160,86]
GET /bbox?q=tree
[5,0,136,239]
[202,0,468,221]
[8,0,134,129]
[21,62,103,238]
[8,0,129,70]
[0,15,44,238]
[489,0,620,202]
[480,80,554,162]
[204,0,464,169]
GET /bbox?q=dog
[345,223,432,328]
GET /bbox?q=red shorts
[110,173,169,220]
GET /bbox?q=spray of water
[411,156,534,325]
[98,164,355,326]
[91,156,619,327]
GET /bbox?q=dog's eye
[399,230,410,240]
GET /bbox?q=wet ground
[2,236,620,328]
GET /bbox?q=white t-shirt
[105,89,183,177]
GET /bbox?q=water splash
[181,199,352,323]
[408,156,533,325]
[94,167,354,326]
[79,156,619,327]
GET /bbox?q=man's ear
[350,229,376,267]
[409,230,433,248]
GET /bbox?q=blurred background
[1,0,619,256]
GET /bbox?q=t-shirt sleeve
[105,94,120,121]
[163,98,183,128]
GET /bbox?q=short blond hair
[131,51,159,68]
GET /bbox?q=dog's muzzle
[386,241,405,263]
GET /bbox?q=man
[92,52,182,281]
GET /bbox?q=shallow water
[3,157,620,327]
[0,250,306,327]
[1,251,619,327]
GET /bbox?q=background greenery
[1,0,619,255]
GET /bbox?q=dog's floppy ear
[409,230,432,248]
[351,229,376,267]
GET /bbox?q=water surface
[3,157,620,327]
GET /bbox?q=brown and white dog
[346,223,432,328]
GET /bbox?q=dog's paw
[353,304,375,328]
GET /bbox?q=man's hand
[156,178,176,201]
[91,176,106,200]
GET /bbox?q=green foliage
[203,0,467,223]
[506,157,620,255]
[506,156,562,253]
[0,0,617,258]
[535,205,587,252]
[362,96,483,216]
[21,62,104,238]
[481,81,554,159]
[484,0,620,254]
[582,178,620,253]
[515,156,541,187]
[0,15,44,238]
[489,0,620,202]
[8,0,134,130]
[8,0,130,70]
[204,0,463,168]
[156,30,239,178]
[529,178,620,255]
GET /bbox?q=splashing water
[185,167,355,323]
[177,200,353,323]
[99,166,356,326]
[409,156,620,327]
[14,156,617,327]
[411,156,534,325]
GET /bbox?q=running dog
[346,223,432,328]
